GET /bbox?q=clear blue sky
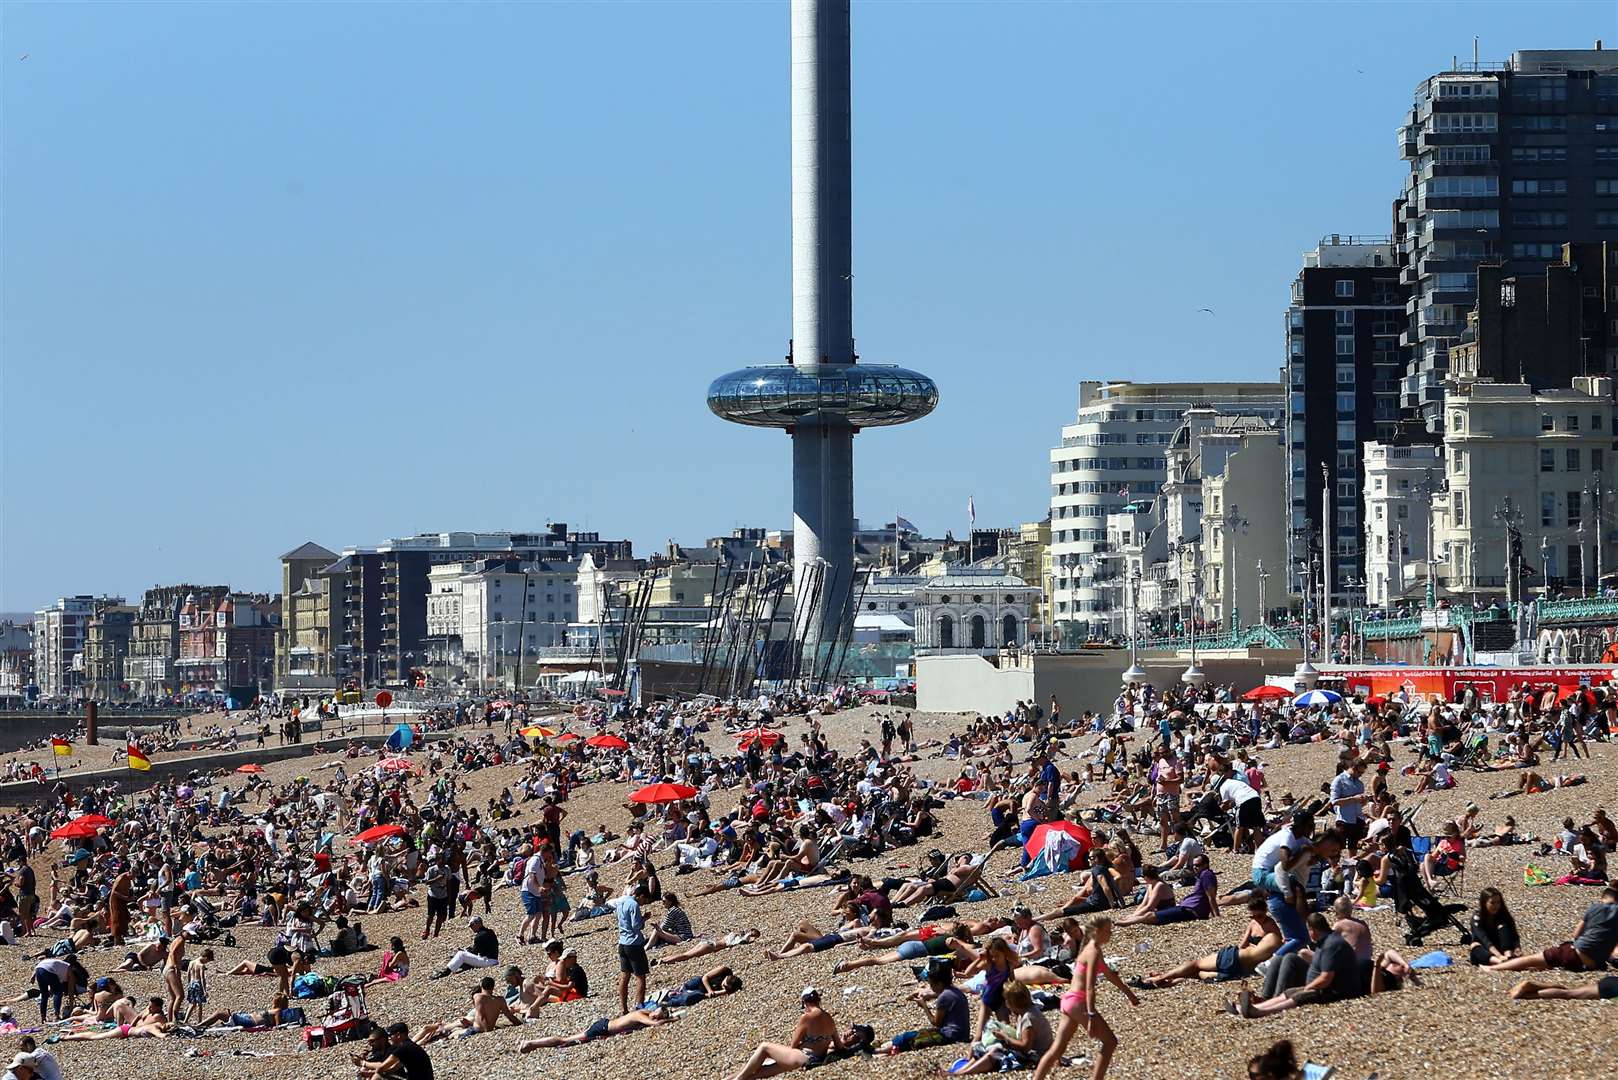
[3,1,1613,610]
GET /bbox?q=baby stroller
[302,980,371,1049]
[1386,845,1471,947]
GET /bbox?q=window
[1396,504,1409,520]
[1337,392,1357,413]
[1542,448,1556,472]
[1437,144,1491,163]
[1599,147,1618,163]
[1511,178,1567,196]
[1510,115,1565,132]
[1543,492,1556,527]
[1512,242,1560,259]
[1451,448,1465,473]
[1595,449,1606,473]
[1510,146,1568,164]
[1336,421,1357,444]
[1336,338,1355,356]
[1336,366,1356,385]
[1541,413,1554,431]
[1425,175,1500,198]
[1568,448,1581,471]
[1453,489,1465,525]
[1435,112,1498,132]
[1566,414,1579,431]
[1335,310,1355,328]
[1596,414,1606,431]
[1512,210,1569,227]
[1513,78,1566,103]
[1451,412,1465,431]
[1598,211,1618,226]
[1335,279,1355,298]
[1568,490,1583,526]
[1598,179,1618,196]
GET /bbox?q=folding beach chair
[1410,833,1466,901]
[937,851,998,904]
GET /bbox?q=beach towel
[1523,864,1554,887]
[1410,950,1451,968]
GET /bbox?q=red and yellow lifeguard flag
[51,738,72,757]
[126,744,151,771]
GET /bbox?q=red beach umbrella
[585,734,628,750]
[1023,820,1093,862]
[351,824,407,845]
[235,763,265,774]
[629,782,699,804]
[1241,685,1293,702]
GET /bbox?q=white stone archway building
[914,569,1041,654]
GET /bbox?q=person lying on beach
[55,996,170,1040]
[652,928,761,966]
[1484,887,1618,974]
[831,925,977,974]
[1226,913,1361,1018]
[516,1005,676,1051]
[1491,771,1587,798]
[1507,975,1618,1001]
[195,992,306,1031]
[767,923,872,961]
[1470,815,1527,846]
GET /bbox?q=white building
[575,553,644,628]
[1201,428,1286,628]
[1438,377,1615,595]
[1049,381,1284,641]
[426,560,578,685]
[32,596,109,700]
[1362,442,1442,608]
[913,568,1041,653]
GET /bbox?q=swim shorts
[1214,945,1244,981]
[583,1017,611,1041]
[897,940,927,960]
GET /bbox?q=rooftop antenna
[1473,36,1479,69]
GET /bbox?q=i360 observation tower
[706,0,938,654]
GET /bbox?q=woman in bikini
[1135,897,1281,988]
[727,987,844,1080]
[1033,915,1138,1080]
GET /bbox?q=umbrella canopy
[554,732,580,743]
[584,734,628,750]
[1241,685,1293,702]
[734,727,783,749]
[1293,689,1343,708]
[377,756,421,773]
[50,814,114,840]
[629,782,699,804]
[1364,694,1389,707]
[519,726,560,738]
[351,824,407,845]
[1024,820,1093,862]
[235,763,265,774]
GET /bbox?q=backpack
[292,973,332,999]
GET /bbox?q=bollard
[86,700,98,746]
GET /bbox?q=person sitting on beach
[367,937,410,988]
[1116,856,1218,928]
[1134,896,1279,988]
[1469,888,1521,966]
[726,986,850,1080]
[874,962,972,1055]
[1227,913,1362,1018]
[1419,822,1466,891]
[1110,865,1174,925]
[516,1004,676,1052]
[1485,887,1618,974]
[949,978,1054,1075]
[889,855,980,908]
[415,975,523,1044]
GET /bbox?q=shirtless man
[517,1005,676,1051]
[653,928,761,966]
[416,976,523,1044]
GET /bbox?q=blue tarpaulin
[385,723,415,751]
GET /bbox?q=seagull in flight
[1197,307,1215,315]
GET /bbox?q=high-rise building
[32,596,117,700]
[1284,236,1411,597]
[1393,47,1618,425]
[323,528,629,686]
[1049,381,1283,642]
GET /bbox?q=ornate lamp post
[1122,564,1147,685]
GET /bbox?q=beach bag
[293,973,332,998]
[1522,864,1553,887]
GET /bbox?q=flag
[895,516,917,534]
[126,744,151,771]
[51,738,72,757]
[968,496,976,527]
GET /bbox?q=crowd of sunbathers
[0,676,1613,1080]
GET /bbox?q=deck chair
[938,851,999,904]
[1387,846,1470,946]
[1410,834,1466,901]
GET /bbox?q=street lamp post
[1183,545,1205,686]
[1122,565,1147,685]
[1257,560,1269,630]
